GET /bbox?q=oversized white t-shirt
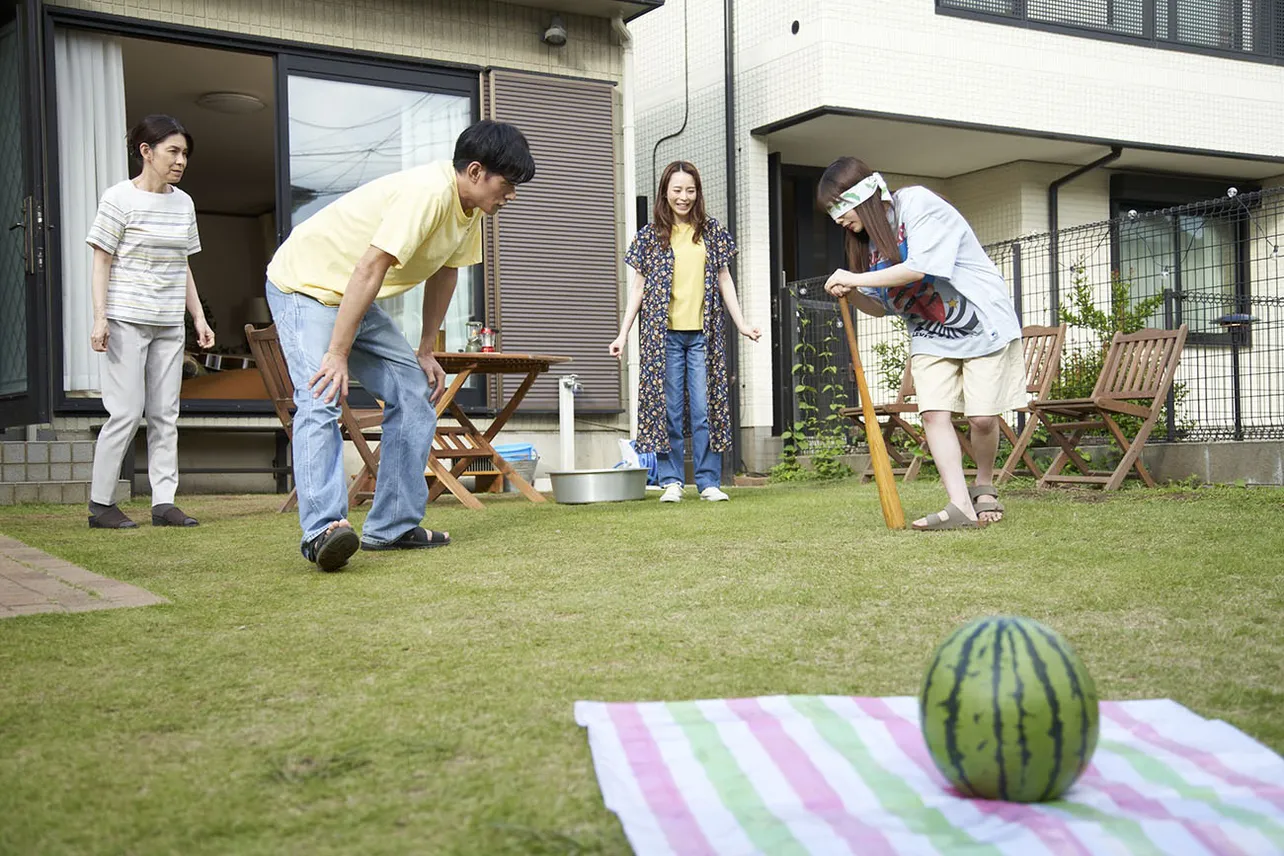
[86,180,201,327]
[860,187,1020,359]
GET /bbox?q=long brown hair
[816,157,900,273]
[652,161,708,245]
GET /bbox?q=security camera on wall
[543,14,567,46]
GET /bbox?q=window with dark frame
[1110,174,1257,346]
[278,55,485,411]
[937,0,1284,63]
[42,9,488,415]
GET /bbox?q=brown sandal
[911,503,984,531]
[969,485,1005,519]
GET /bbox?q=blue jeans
[658,330,721,491]
[266,282,437,546]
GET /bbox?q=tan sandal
[969,484,1004,518]
[912,502,984,531]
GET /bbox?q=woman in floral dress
[609,161,760,503]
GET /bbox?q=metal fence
[782,185,1284,444]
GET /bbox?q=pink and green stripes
[575,696,1284,856]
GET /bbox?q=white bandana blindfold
[827,172,893,222]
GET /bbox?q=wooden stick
[838,296,906,530]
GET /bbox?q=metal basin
[547,467,648,504]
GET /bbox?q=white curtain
[55,29,127,395]
[382,93,473,350]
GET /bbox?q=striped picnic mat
[574,696,1284,855]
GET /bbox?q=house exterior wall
[49,0,625,83]
[632,0,1284,471]
[45,0,639,480]
[765,0,1284,158]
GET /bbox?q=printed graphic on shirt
[869,224,981,342]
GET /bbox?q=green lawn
[1,481,1282,855]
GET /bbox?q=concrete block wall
[0,440,129,505]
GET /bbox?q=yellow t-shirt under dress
[667,221,707,331]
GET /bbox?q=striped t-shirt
[86,180,201,326]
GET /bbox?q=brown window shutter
[484,70,621,412]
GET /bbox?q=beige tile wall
[49,0,624,80]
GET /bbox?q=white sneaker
[700,486,730,502]
[659,484,684,503]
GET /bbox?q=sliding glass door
[279,56,482,406]
[39,15,483,416]
[0,0,48,427]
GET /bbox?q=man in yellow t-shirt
[264,120,535,572]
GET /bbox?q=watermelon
[920,616,1098,802]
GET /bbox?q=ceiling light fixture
[195,91,266,114]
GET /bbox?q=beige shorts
[911,338,1028,417]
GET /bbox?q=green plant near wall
[869,317,927,456]
[771,315,811,481]
[813,323,855,479]
[771,313,854,481]
[872,317,909,399]
[1060,265,1165,350]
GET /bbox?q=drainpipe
[611,15,640,439]
[723,0,742,479]
[1048,146,1122,324]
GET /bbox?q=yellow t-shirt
[668,221,707,330]
[266,161,483,306]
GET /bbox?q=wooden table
[426,352,571,510]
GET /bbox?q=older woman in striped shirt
[84,114,214,529]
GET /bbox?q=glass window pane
[287,75,474,351]
[0,16,28,398]
[1119,212,1174,329]
[1159,0,1243,50]
[1174,214,1236,335]
[1120,211,1237,336]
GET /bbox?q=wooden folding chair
[945,324,1067,481]
[994,324,1068,482]
[1031,325,1188,491]
[840,362,926,483]
[984,324,1068,483]
[244,324,385,512]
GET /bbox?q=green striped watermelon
[920,616,1099,803]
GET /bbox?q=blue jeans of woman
[658,330,721,491]
[266,282,437,546]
